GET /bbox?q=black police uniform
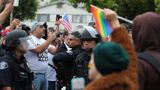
[53,47,84,90]
[0,53,33,90]
[0,44,6,57]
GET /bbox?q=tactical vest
[2,54,33,90]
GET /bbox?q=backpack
[138,52,160,73]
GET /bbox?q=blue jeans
[33,73,48,90]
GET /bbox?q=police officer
[0,30,33,90]
[74,26,101,85]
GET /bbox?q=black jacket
[74,50,90,85]
[53,47,83,79]
[0,45,6,57]
[53,46,84,90]
[0,53,33,90]
[58,43,68,52]
[53,47,84,80]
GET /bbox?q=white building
[24,0,93,31]
[38,0,50,6]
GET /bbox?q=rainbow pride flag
[90,5,112,37]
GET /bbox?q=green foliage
[13,0,38,20]
[69,0,156,19]
[69,0,117,11]
[155,0,160,14]
[2,0,38,27]
[115,0,155,19]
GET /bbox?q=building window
[72,15,87,23]
[57,3,63,8]
[37,14,49,22]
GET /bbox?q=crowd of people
[0,0,160,90]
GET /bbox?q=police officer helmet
[5,30,28,48]
[81,26,99,40]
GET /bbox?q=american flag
[60,14,72,31]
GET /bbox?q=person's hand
[55,38,62,45]
[47,32,56,43]
[54,20,60,35]
[103,8,120,30]
[11,19,20,27]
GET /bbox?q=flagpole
[10,0,19,25]
[10,7,14,25]
[117,16,133,24]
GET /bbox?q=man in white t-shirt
[24,22,58,90]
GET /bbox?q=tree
[3,0,38,27]
[69,0,117,11]
[69,0,156,19]
[155,0,160,14]
[115,0,155,19]
[13,0,38,20]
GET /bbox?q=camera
[22,24,30,31]
[42,22,48,39]
[21,24,31,35]
[43,22,48,29]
